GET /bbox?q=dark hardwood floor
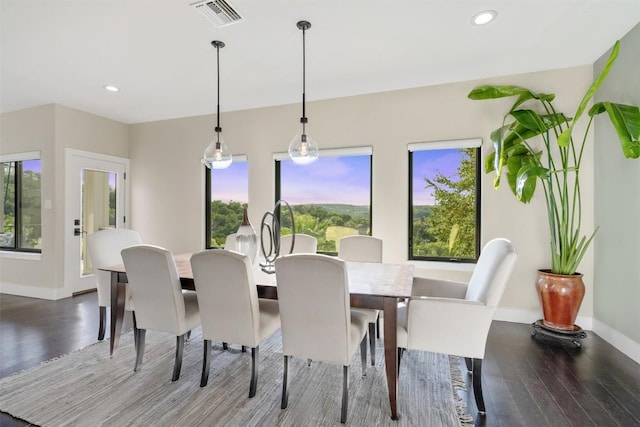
[1,293,639,426]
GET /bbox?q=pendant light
[203,40,232,169]
[288,20,319,165]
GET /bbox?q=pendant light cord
[215,43,221,138]
[299,22,309,134]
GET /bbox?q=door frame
[64,148,130,295]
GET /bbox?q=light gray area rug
[0,328,468,426]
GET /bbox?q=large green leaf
[511,109,547,132]
[510,110,569,134]
[468,85,555,103]
[516,165,548,203]
[558,41,621,147]
[505,147,535,196]
[502,114,567,146]
[590,102,640,158]
[485,152,496,173]
[468,85,535,100]
[489,124,510,187]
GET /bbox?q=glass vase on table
[236,208,257,264]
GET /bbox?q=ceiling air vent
[190,0,244,28]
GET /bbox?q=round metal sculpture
[259,200,295,274]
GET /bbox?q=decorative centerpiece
[236,208,257,264]
[259,200,295,274]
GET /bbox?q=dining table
[102,253,414,420]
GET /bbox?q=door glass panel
[81,169,117,275]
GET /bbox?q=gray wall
[594,22,640,345]
[0,105,128,298]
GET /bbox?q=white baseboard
[592,319,640,365]
[494,307,593,330]
[0,282,71,300]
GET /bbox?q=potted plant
[468,40,640,331]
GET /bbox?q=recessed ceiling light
[472,10,497,26]
[103,84,119,92]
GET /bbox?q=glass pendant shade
[203,133,232,169]
[236,208,258,264]
[288,131,319,165]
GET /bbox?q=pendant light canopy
[288,20,319,165]
[203,40,232,169]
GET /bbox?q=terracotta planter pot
[536,269,585,331]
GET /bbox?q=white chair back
[86,228,142,307]
[338,235,383,263]
[275,254,352,365]
[121,245,191,335]
[280,233,317,254]
[224,233,238,251]
[190,249,262,346]
[465,238,518,306]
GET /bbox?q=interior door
[65,149,129,294]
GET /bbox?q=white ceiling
[2,0,640,124]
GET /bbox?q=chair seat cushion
[351,308,379,324]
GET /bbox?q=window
[1,153,42,252]
[408,139,481,262]
[205,156,249,248]
[275,147,372,254]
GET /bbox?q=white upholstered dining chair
[86,228,143,341]
[279,233,317,255]
[275,254,368,424]
[190,249,281,396]
[338,235,383,366]
[397,238,517,414]
[121,244,201,381]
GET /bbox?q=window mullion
[15,161,23,249]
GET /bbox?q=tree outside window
[1,158,42,251]
[205,157,248,248]
[409,140,480,262]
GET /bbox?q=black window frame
[408,140,481,263]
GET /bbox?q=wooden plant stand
[531,319,587,348]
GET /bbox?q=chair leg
[341,365,349,424]
[376,316,380,339]
[397,347,403,375]
[368,322,376,366]
[307,358,312,367]
[98,306,107,341]
[200,339,212,387]
[281,355,289,409]
[132,311,138,351]
[472,358,486,414]
[223,342,228,351]
[360,335,367,377]
[249,346,259,398]
[242,345,247,353]
[172,334,186,382]
[465,357,473,373]
[134,329,146,372]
